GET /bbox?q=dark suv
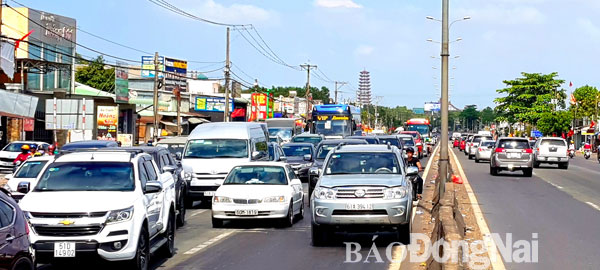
[489,137,534,177]
[0,189,34,270]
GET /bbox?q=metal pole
[438,0,450,199]
[300,64,317,117]
[224,27,231,122]
[153,52,160,143]
[334,81,347,104]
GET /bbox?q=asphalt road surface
[452,148,600,270]
[37,154,431,270]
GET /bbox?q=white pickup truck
[18,149,176,269]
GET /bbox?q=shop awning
[188,117,210,125]
[74,82,115,99]
[0,89,38,118]
[231,108,246,118]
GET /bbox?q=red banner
[24,119,34,132]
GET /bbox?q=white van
[181,122,270,204]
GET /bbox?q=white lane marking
[548,182,564,190]
[183,230,236,255]
[585,202,600,212]
[388,144,440,270]
[450,148,507,270]
[189,209,207,217]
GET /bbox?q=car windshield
[316,145,336,159]
[498,140,529,149]
[14,160,48,178]
[35,162,134,192]
[184,139,248,158]
[314,120,351,136]
[378,138,400,147]
[399,137,414,146]
[541,139,566,147]
[156,143,185,156]
[292,136,322,145]
[268,128,293,140]
[3,143,38,152]
[282,145,312,157]
[325,152,400,175]
[407,125,429,135]
[224,166,287,185]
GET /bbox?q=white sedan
[3,156,54,201]
[211,162,304,228]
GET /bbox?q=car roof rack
[56,148,145,159]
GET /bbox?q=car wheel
[11,256,34,270]
[160,210,176,258]
[523,168,533,177]
[490,166,498,176]
[295,198,304,220]
[280,202,294,227]
[475,157,479,163]
[533,160,540,168]
[397,223,411,245]
[468,154,473,160]
[128,225,149,270]
[212,216,224,228]
[559,162,569,170]
[177,189,186,227]
[311,223,330,246]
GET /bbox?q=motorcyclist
[47,144,56,156]
[405,148,423,201]
[13,144,32,165]
[584,142,592,151]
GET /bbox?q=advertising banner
[194,96,233,112]
[249,93,274,121]
[117,134,133,147]
[97,106,118,140]
[164,57,187,74]
[141,56,164,78]
[115,62,129,103]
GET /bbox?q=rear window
[473,136,493,143]
[540,139,566,147]
[480,141,495,147]
[498,140,529,149]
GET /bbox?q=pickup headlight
[314,187,336,200]
[182,171,192,181]
[383,187,408,199]
[263,196,286,203]
[213,196,232,203]
[106,206,134,224]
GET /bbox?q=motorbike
[584,149,591,159]
[569,149,576,159]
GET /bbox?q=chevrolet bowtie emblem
[59,220,75,226]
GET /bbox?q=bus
[405,118,431,137]
[311,104,361,138]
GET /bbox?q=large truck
[266,118,303,143]
[405,118,433,157]
[311,104,361,139]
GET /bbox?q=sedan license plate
[508,153,521,159]
[548,157,558,162]
[345,203,373,211]
[235,209,258,216]
[204,191,215,196]
[54,242,75,258]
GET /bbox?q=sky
[13,0,600,109]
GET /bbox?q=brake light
[478,148,483,151]
[495,148,505,153]
[25,220,29,235]
[523,149,533,154]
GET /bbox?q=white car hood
[216,185,291,199]
[182,158,248,174]
[19,191,138,213]
[0,151,19,159]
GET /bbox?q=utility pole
[438,0,450,200]
[152,51,160,143]
[334,81,347,104]
[224,27,231,122]
[300,63,317,117]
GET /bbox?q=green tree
[75,56,115,92]
[479,106,496,125]
[460,105,480,130]
[494,72,566,125]
[571,85,599,120]
[537,111,572,135]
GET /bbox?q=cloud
[577,18,600,39]
[315,0,362,9]
[354,45,374,56]
[184,0,275,24]
[457,5,545,25]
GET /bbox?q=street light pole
[438,0,450,199]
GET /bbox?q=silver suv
[310,144,415,246]
[490,137,533,177]
[533,137,569,169]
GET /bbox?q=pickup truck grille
[193,173,227,182]
[33,225,103,237]
[0,158,14,163]
[335,187,385,199]
[30,212,107,218]
[233,199,261,204]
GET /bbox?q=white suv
[533,137,569,169]
[18,149,176,269]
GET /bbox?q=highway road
[452,148,600,270]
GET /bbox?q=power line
[147,0,250,27]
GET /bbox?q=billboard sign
[45,99,94,130]
[249,93,274,121]
[115,61,129,103]
[141,56,164,78]
[97,106,118,140]
[412,108,425,114]
[164,57,187,75]
[424,102,441,112]
[194,96,233,112]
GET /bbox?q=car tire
[177,189,186,227]
[468,154,473,160]
[212,216,224,228]
[185,197,194,209]
[160,210,176,258]
[523,168,533,177]
[475,157,479,163]
[295,198,304,220]
[490,166,498,176]
[559,162,569,170]
[280,202,294,227]
[128,225,150,270]
[533,160,540,168]
[397,223,411,245]
[311,223,330,246]
[11,256,34,270]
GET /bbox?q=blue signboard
[195,96,234,112]
[531,130,543,138]
[412,108,425,114]
[141,56,164,78]
[164,57,187,75]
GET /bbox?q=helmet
[48,145,56,151]
[406,148,415,154]
[21,144,30,150]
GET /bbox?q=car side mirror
[175,152,182,160]
[17,181,30,194]
[163,165,177,174]
[252,151,264,160]
[279,156,287,162]
[406,166,419,176]
[303,154,312,161]
[291,179,302,186]
[144,181,162,194]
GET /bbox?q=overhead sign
[164,57,187,75]
[412,108,425,114]
[530,130,543,138]
[97,106,118,140]
[141,56,164,78]
[194,96,233,112]
[424,102,441,112]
